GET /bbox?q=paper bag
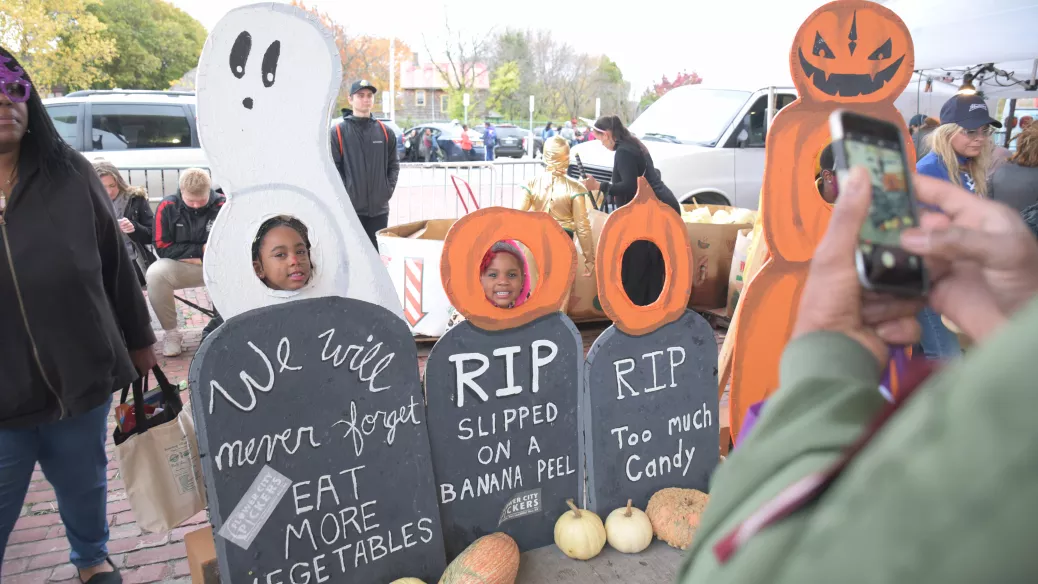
[115,367,206,533]
[726,228,753,317]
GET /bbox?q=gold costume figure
[518,136,602,274]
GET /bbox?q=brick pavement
[3,288,727,583]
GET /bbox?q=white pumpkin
[605,499,653,553]
[390,579,426,584]
[554,499,606,560]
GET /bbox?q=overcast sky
[167,0,825,94]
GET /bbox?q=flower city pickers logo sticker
[217,465,292,551]
[498,489,542,526]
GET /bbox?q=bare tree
[423,15,493,94]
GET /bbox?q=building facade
[397,59,490,123]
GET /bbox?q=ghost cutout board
[195,2,403,322]
[726,0,915,441]
[423,208,583,559]
[189,298,447,583]
[188,5,445,582]
[582,177,719,516]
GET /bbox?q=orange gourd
[595,176,694,336]
[726,0,916,441]
[441,207,575,331]
[438,532,520,584]
[645,488,711,551]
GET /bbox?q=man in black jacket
[331,79,400,250]
[146,168,225,357]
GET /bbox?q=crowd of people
[4,30,1038,582]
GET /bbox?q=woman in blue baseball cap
[915,93,1001,360]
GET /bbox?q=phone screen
[835,113,927,295]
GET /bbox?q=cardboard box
[681,204,754,309]
[184,526,220,584]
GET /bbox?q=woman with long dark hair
[581,114,681,305]
[0,47,156,584]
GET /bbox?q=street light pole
[389,37,395,122]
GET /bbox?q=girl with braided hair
[251,216,314,291]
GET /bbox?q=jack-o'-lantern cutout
[724,0,915,441]
[596,177,693,337]
[441,207,576,331]
[792,1,914,103]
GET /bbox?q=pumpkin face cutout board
[726,0,915,442]
[423,207,583,559]
[582,177,719,516]
[187,5,445,582]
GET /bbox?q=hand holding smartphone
[828,109,928,297]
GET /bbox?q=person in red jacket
[147,169,225,357]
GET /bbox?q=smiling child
[252,216,314,291]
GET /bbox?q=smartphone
[828,109,928,297]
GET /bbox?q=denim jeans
[0,396,112,573]
[916,306,962,360]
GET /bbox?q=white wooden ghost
[195,2,403,320]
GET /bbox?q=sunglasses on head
[0,56,32,104]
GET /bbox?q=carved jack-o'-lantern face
[792,1,914,103]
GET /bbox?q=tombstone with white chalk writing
[187,3,444,581]
[582,177,720,515]
[190,299,447,583]
[424,209,583,559]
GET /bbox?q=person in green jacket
[677,166,1038,584]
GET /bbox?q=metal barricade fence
[124,160,546,225]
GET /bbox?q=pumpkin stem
[565,498,581,518]
[625,499,632,517]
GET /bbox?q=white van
[43,90,214,199]
[570,82,799,210]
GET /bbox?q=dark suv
[487,124,527,158]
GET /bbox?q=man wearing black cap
[330,79,400,250]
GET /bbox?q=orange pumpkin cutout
[793,2,913,105]
[596,177,694,337]
[725,0,915,442]
[441,207,576,331]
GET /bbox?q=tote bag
[113,366,207,533]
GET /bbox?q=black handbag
[113,366,183,446]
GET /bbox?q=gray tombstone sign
[424,313,583,559]
[582,310,719,515]
[189,297,447,583]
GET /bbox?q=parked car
[523,132,544,158]
[569,83,800,209]
[402,123,485,162]
[484,124,526,158]
[329,114,406,160]
[43,90,216,198]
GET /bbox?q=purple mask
[0,55,32,104]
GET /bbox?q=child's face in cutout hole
[253,225,312,291]
[481,252,523,308]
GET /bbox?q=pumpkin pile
[645,488,711,550]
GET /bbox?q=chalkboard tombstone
[424,208,583,559]
[190,298,447,583]
[582,177,720,515]
[189,3,443,581]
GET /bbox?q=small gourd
[439,532,519,584]
[554,499,606,560]
[604,499,653,554]
[645,487,710,550]
[390,579,426,584]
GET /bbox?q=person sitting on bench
[147,168,225,357]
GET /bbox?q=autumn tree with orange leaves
[291,1,410,113]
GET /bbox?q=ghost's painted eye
[868,38,893,61]
[229,31,252,79]
[262,41,280,88]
